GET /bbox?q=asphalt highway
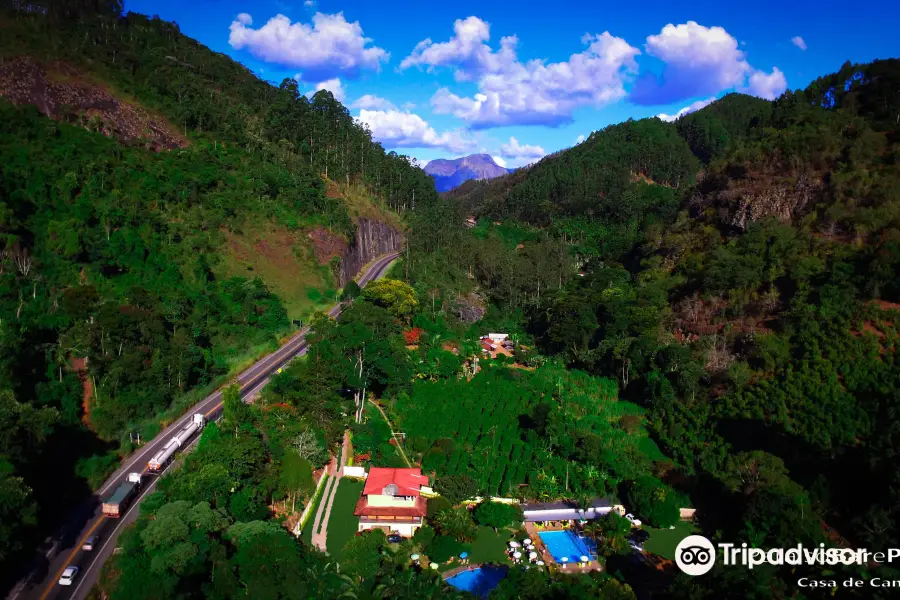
[10,252,399,600]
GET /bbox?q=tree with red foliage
[404,328,424,345]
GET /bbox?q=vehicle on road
[147,413,205,471]
[102,472,143,518]
[59,566,79,586]
[82,535,99,551]
[21,254,399,599]
[387,534,403,544]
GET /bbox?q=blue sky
[127,0,899,167]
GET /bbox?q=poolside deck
[523,522,603,573]
[443,564,479,579]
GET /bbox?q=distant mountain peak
[425,154,511,192]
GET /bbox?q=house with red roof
[354,467,430,537]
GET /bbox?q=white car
[624,513,642,527]
[59,565,79,586]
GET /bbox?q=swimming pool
[538,530,597,563]
[445,565,508,597]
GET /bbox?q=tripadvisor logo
[676,535,716,576]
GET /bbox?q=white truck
[147,413,205,472]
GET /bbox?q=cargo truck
[102,472,142,518]
[147,413,205,472]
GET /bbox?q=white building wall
[357,521,420,537]
[366,495,416,508]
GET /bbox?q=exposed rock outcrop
[0,56,186,150]
[307,227,348,265]
[337,219,404,286]
[451,292,487,324]
[693,172,823,231]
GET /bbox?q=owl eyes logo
[675,535,717,576]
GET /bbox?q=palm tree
[303,561,361,599]
[434,506,477,542]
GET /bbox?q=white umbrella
[560,557,569,563]
[580,555,589,563]
[430,563,439,570]
[529,551,538,559]
[410,554,420,560]
[513,551,522,559]
[537,560,545,566]
[508,541,520,548]
[523,538,533,546]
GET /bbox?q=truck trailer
[102,472,142,518]
[147,413,205,472]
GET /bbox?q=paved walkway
[442,564,479,579]
[310,430,351,552]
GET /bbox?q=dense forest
[0,0,435,589]
[96,280,642,599]
[3,1,900,599]
[406,58,900,596]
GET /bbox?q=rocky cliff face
[0,57,186,151]
[337,219,404,286]
[692,172,823,231]
[425,154,511,192]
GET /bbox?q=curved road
[12,252,399,600]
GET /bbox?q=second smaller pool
[445,565,508,598]
[538,530,597,564]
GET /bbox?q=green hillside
[407,58,900,597]
[3,3,900,599]
[0,3,434,584]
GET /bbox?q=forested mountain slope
[407,58,900,597]
[0,2,435,584]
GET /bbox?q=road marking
[68,470,164,600]
[38,517,104,600]
[33,253,398,600]
[96,329,309,493]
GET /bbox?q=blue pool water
[446,566,508,597]
[538,530,597,563]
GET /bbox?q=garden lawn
[325,478,366,560]
[438,526,515,574]
[300,474,329,547]
[469,526,513,565]
[643,521,699,560]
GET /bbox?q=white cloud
[742,67,787,100]
[400,16,519,82]
[351,94,396,110]
[657,96,717,122]
[307,78,345,102]
[403,17,640,128]
[356,109,477,153]
[401,102,417,110]
[499,136,546,160]
[791,36,807,51]
[229,12,389,80]
[632,21,787,105]
[304,0,314,6]
[491,155,508,168]
[575,134,585,144]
